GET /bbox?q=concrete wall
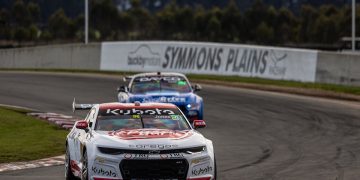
[316,51,360,86]
[0,43,101,70]
[1,42,360,87]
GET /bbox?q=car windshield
[130,76,192,94]
[95,108,191,131]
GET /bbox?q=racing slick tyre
[65,147,77,180]
[81,151,89,180]
[214,157,217,180]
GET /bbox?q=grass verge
[1,68,360,96]
[0,107,68,163]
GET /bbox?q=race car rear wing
[122,76,133,82]
[72,98,97,112]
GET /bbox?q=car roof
[98,102,178,110]
[132,72,187,79]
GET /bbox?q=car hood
[93,129,207,150]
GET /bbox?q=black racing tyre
[65,147,77,180]
[81,150,89,180]
[214,156,217,180]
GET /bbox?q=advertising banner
[101,41,318,82]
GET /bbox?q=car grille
[98,146,205,155]
[120,159,188,180]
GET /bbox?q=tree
[298,5,319,43]
[128,0,155,39]
[91,0,119,40]
[206,7,222,42]
[221,0,243,42]
[255,21,274,44]
[275,7,298,43]
[48,9,72,39]
[12,0,32,28]
[14,27,30,44]
[27,2,40,23]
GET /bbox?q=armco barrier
[0,43,101,70]
[101,41,318,82]
[316,51,360,86]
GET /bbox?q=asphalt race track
[1,71,360,180]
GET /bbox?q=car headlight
[184,146,206,154]
[186,103,200,110]
[98,147,125,155]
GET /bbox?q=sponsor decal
[123,153,184,160]
[268,50,287,76]
[108,129,193,140]
[160,153,184,159]
[95,156,106,163]
[142,97,186,103]
[129,144,178,149]
[128,44,161,67]
[161,46,290,78]
[163,46,223,71]
[137,76,182,82]
[155,115,171,119]
[225,48,267,74]
[104,108,175,115]
[91,166,117,177]
[124,154,149,160]
[192,164,213,176]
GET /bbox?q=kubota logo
[108,129,193,140]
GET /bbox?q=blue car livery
[117,72,203,122]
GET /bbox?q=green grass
[1,68,360,95]
[0,108,68,163]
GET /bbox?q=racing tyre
[81,151,89,180]
[65,147,77,180]
[214,157,217,180]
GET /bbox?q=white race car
[65,100,216,180]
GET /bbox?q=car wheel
[214,156,217,180]
[81,151,89,180]
[65,147,77,180]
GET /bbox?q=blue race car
[117,72,203,122]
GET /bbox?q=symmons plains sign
[101,42,318,82]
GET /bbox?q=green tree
[298,5,319,43]
[275,7,298,43]
[91,0,119,40]
[221,0,243,42]
[14,27,30,44]
[12,0,32,28]
[27,2,40,23]
[206,7,222,42]
[128,0,154,39]
[255,21,274,43]
[48,9,72,39]
[0,8,11,39]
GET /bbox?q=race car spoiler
[122,76,133,82]
[72,98,97,112]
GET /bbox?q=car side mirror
[194,84,202,92]
[76,120,88,130]
[117,85,128,92]
[193,120,206,129]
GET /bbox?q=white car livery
[65,100,216,180]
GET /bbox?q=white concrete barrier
[1,41,359,86]
[0,43,101,70]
